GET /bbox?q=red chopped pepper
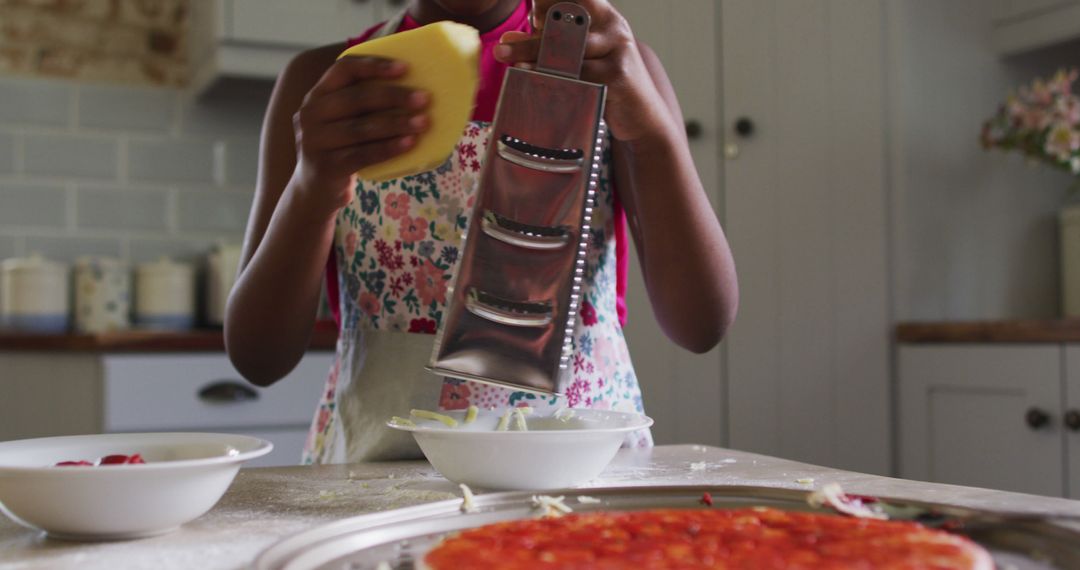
[700,492,714,507]
[55,460,94,467]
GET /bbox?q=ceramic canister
[134,257,195,330]
[204,243,242,326]
[74,257,131,333]
[0,254,70,333]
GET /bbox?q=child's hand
[291,56,431,215]
[494,0,669,142]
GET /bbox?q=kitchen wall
[0,0,271,266]
[888,0,1079,321]
[0,76,268,265]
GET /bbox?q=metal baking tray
[254,485,1080,569]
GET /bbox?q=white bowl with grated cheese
[387,408,652,491]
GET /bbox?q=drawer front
[103,353,332,431]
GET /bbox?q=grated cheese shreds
[690,461,707,471]
[531,495,573,518]
[796,478,815,485]
[576,495,602,504]
[410,409,459,428]
[554,407,575,422]
[495,409,512,431]
[807,483,887,520]
[515,406,534,415]
[464,405,479,424]
[513,408,529,431]
[459,483,478,513]
[390,416,416,428]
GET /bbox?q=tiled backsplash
[0,75,270,265]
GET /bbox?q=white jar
[134,257,195,330]
[74,257,131,333]
[204,243,242,326]
[0,254,70,333]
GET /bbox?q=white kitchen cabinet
[899,345,1064,497]
[1064,347,1080,498]
[189,0,399,95]
[0,351,332,468]
[720,0,890,475]
[991,0,1080,55]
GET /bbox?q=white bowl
[0,432,272,541]
[389,409,653,491]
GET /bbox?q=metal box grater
[429,2,606,395]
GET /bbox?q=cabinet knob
[1066,409,1080,431]
[734,117,755,138]
[199,380,259,404]
[1026,407,1051,430]
[685,120,704,140]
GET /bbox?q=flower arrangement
[981,68,1080,177]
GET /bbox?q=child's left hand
[493,0,672,143]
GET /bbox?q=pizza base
[420,508,995,570]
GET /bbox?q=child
[225,0,738,464]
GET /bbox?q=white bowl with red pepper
[0,432,272,541]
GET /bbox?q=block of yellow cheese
[338,21,481,181]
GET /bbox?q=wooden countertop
[896,318,1080,343]
[0,321,339,352]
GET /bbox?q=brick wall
[0,75,269,264]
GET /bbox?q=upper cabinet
[190,0,405,95]
[991,0,1080,55]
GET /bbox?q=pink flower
[399,216,427,243]
[414,259,447,306]
[384,192,410,220]
[344,231,358,259]
[1055,94,1080,124]
[358,292,380,315]
[408,317,437,334]
[439,382,471,410]
[1045,122,1080,161]
[580,300,598,326]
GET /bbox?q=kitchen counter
[3,444,1080,569]
[0,322,339,353]
[896,318,1080,343]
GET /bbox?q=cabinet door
[227,0,384,48]
[722,0,890,475]
[899,345,1063,497]
[1064,346,1080,499]
[610,0,724,446]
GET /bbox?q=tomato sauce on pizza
[423,507,994,569]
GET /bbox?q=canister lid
[136,256,194,276]
[1,253,68,274]
[75,256,128,270]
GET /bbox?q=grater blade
[428,2,606,395]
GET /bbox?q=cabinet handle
[198,380,259,404]
[1026,407,1051,430]
[1066,410,1080,431]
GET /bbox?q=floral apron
[301,15,652,464]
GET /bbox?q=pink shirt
[328,0,630,327]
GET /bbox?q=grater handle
[535,2,591,79]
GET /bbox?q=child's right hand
[290,55,431,216]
